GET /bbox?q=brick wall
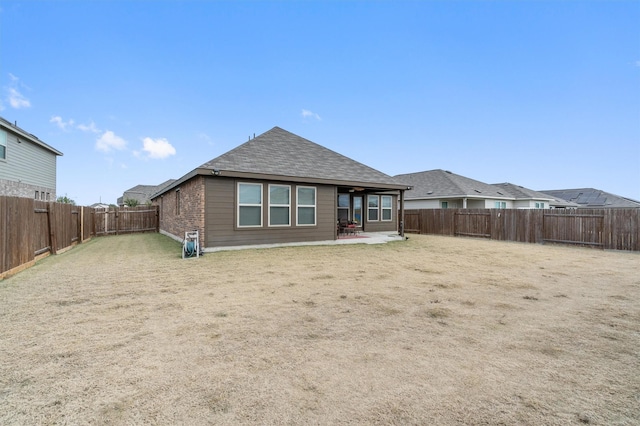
[0,179,56,200]
[156,176,206,245]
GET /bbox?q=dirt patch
[1,234,638,425]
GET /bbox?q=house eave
[406,194,514,201]
[0,118,63,156]
[152,168,410,199]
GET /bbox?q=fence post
[47,202,57,255]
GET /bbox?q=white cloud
[7,87,30,109]
[301,109,322,121]
[96,130,127,152]
[50,115,75,131]
[77,120,100,133]
[141,137,176,159]
[5,74,31,109]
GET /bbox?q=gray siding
[0,128,57,192]
[204,177,336,248]
[362,193,399,233]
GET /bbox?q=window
[0,129,6,160]
[381,195,392,221]
[441,201,448,209]
[368,195,379,221]
[297,186,316,226]
[176,189,181,215]
[35,191,39,200]
[269,184,290,226]
[535,202,545,209]
[238,183,262,227]
[337,193,350,221]
[353,197,362,225]
[494,201,506,209]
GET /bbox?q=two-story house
[0,117,63,200]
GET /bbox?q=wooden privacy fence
[1,196,159,278]
[94,206,159,236]
[404,208,640,252]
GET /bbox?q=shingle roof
[539,188,640,208]
[122,179,176,204]
[394,169,510,199]
[200,126,403,187]
[0,116,63,156]
[494,183,577,207]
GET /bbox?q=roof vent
[427,191,433,195]
[474,189,481,193]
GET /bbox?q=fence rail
[404,208,640,252]
[1,196,159,278]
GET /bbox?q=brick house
[151,127,411,250]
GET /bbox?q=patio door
[338,194,363,229]
[353,197,363,228]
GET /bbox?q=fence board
[403,208,640,252]
[1,197,160,278]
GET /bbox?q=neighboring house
[118,179,176,206]
[395,169,567,209]
[492,183,577,209]
[539,188,640,209]
[151,126,410,250]
[90,202,111,209]
[395,169,521,209]
[0,116,63,200]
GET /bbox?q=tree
[56,194,76,205]
[124,198,140,207]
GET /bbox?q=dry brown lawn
[0,233,638,425]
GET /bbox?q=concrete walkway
[204,232,407,253]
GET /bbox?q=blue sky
[1,0,638,205]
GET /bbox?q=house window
[297,186,316,226]
[0,129,6,160]
[46,193,50,201]
[35,191,39,200]
[381,195,392,221]
[494,201,506,209]
[368,195,379,221]
[176,189,181,215]
[535,202,545,209]
[238,182,262,227]
[337,193,350,221]
[269,184,290,226]
[441,201,448,209]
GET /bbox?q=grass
[0,233,639,425]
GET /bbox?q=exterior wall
[513,200,551,209]
[0,178,55,200]
[362,193,399,233]
[405,199,442,209]
[156,176,206,244]
[204,177,337,248]
[0,127,57,197]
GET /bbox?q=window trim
[0,128,7,160]
[381,195,393,221]
[237,182,263,228]
[368,195,380,221]
[268,184,291,227]
[296,186,316,226]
